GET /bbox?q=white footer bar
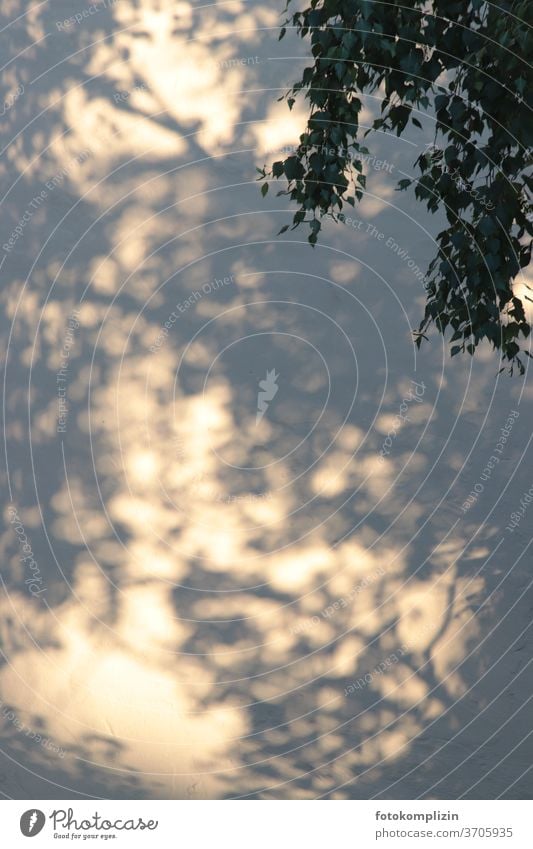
[1,800,531,848]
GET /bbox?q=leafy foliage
[259,0,533,372]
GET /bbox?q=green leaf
[478,217,496,237]
[308,111,331,129]
[284,157,304,180]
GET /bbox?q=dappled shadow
[0,0,532,801]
